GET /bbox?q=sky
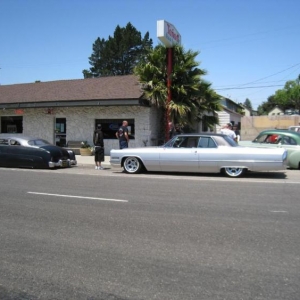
[1,0,300,110]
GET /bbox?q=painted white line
[28,192,128,202]
[270,211,288,213]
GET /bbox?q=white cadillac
[110,134,288,178]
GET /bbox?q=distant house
[216,97,244,130]
[241,105,252,116]
[268,106,284,116]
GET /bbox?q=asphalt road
[0,167,299,300]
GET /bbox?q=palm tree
[134,45,221,134]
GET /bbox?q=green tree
[243,98,253,110]
[134,45,221,132]
[274,75,300,113]
[258,75,300,115]
[83,23,153,78]
[257,95,278,115]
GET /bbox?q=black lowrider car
[0,135,77,169]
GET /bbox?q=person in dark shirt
[93,124,104,170]
[175,123,183,135]
[233,125,241,142]
[169,121,175,140]
[116,120,129,149]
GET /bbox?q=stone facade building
[0,75,162,154]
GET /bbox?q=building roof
[0,75,143,104]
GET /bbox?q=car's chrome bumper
[70,159,77,166]
[49,159,72,168]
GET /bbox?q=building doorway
[55,118,66,147]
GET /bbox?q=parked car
[239,129,300,169]
[110,134,288,178]
[0,135,77,169]
[288,126,300,132]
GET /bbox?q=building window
[95,119,135,140]
[1,116,23,133]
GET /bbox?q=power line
[235,63,300,87]
[215,84,283,91]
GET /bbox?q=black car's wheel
[223,167,246,178]
[123,157,143,174]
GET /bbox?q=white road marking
[270,211,288,213]
[27,192,128,202]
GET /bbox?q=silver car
[110,134,288,178]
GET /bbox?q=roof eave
[0,98,144,109]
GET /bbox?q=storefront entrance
[55,118,66,147]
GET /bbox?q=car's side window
[186,138,198,148]
[267,134,279,144]
[281,136,297,145]
[255,134,268,143]
[198,137,217,148]
[289,137,297,145]
[0,138,9,145]
[173,136,186,148]
[255,134,279,144]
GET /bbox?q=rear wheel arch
[286,150,300,169]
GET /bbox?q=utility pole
[157,20,181,142]
[298,74,300,115]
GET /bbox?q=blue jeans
[119,140,128,149]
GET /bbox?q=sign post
[157,20,181,142]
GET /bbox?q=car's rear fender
[287,149,300,169]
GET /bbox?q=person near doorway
[233,125,241,142]
[116,120,129,149]
[169,121,175,139]
[93,124,104,170]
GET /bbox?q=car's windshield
[28,139,51,146]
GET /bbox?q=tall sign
[157,20,181,47]
[157,20,181,142]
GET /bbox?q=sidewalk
[75,155,111,167]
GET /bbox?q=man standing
[175,123,183,135]
[233,125,241,142]
[93,124,104,170]
[116,120,129,149]
[169,121,175,139]
[220,122,237,142]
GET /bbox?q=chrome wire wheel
[123,157,142,174]
[223,167,245,178]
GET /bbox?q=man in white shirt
[220,123,237,142]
